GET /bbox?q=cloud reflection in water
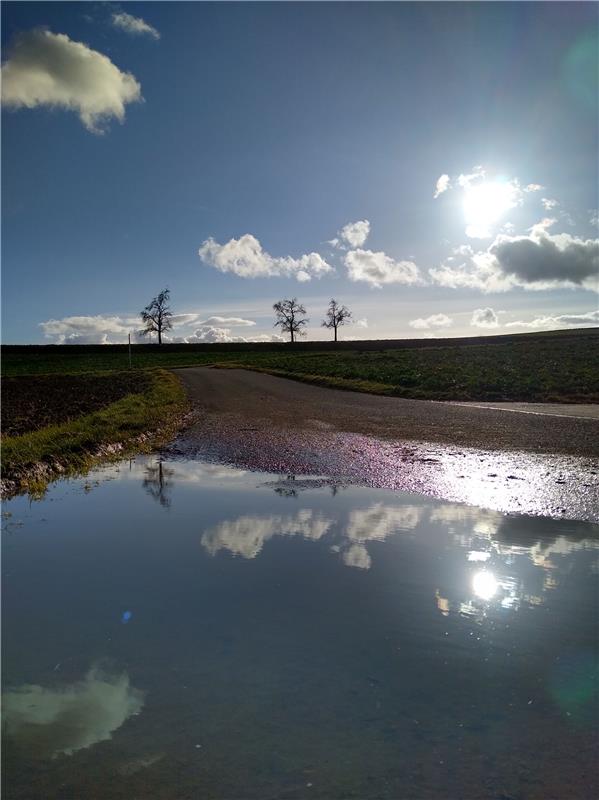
[2,665,144,758]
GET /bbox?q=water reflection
[195,478,598,618]
[3,456,598,798]
[2,665,144,758]
[143,460,175,508]
[202,509,333,559]
[472,570,498,600]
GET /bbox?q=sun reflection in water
[472,570,498,601]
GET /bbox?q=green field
[3,328,599,402]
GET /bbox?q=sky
[1,1,598,344]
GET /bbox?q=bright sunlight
[463,180,518,237]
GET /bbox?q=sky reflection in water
[2,457,598,800]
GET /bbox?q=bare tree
[273,297,308,343]
[140,288,173,345]
[322,298,352,342]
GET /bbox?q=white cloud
[198,234,332,281]
[337,219,371,248]
[409,313,453,330]
[355,318,368,328]
[471,307,499,328]
[433,174,451,198]
[39,314,138,343]
[249,334,286,343]
[179,325,283,344]
[524,183,544,192]
[111,12,160,40]
[541,197,559,211]
[1,29,142,133]
[505,310,599,330]
[589,210,599,228]
[344,249,423,288]
[199,316,256,327]
[39,312,281,345]
[457,165,486,189]
[429,247,511,293]
[186,325,244,343]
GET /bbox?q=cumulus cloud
[337,219,371,248]
[198,234,332,281]
[2,666,143,758]
[178,325,282,344]
[1,29,142,133]
[524,183,544,192]
[355,318,368,328]
[344,249,423,288]
[39,314,138,343]
[409,313,453,330]
[589,210,599,228]
[490,227,599,290]
[505,310,599,330]
[185,325,245,343]
[430,226,599,293]
[433,174,451,198]
[111,12,160,39]
[471,307,499,328]
[199,316,255,327]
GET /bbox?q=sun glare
[472,570,498,601]
[463,181,516,237]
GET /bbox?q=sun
[463,180,517,237]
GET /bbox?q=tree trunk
[158,327,162,345]
[334,326,338,342]
[290,329,294,343]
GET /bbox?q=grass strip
[1,369,188,497]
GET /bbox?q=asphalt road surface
[168,368,599,521]
[175,367,599,458]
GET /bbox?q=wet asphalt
[167,368,599,522]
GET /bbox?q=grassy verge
[1,369,188,497]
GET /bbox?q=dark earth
[1,371,152,437]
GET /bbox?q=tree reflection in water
[142,460,175,508]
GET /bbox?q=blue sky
[2,1,597,343]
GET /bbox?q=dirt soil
[1,372,152,437]
[168,368,599,522]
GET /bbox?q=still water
[2,457,598,800]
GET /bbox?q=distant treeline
[3,327,597,355]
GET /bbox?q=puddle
[2,457,598,799]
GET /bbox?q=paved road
[168,368,599,520]
[176,367,599,458]
[451,402,599,420]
